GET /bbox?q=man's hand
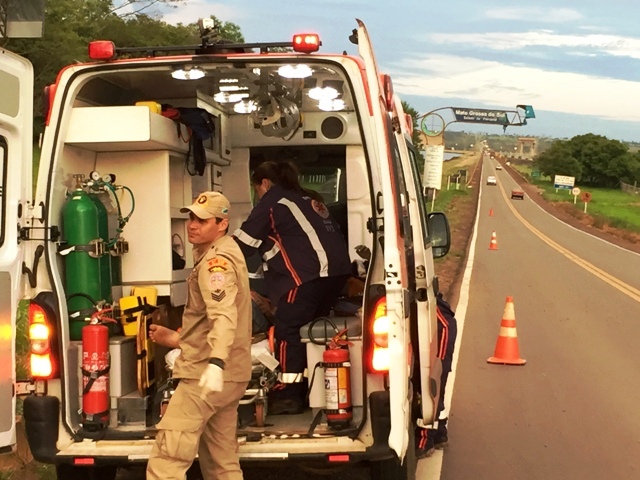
[198,364,224,396]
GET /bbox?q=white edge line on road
[421,163,484,479]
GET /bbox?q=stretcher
[238,333,279,427]
[158,330,279,428]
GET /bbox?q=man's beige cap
[180,191,230,219]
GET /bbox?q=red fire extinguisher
[81,322,110,431]
[323,329,352,429]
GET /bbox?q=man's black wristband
[208,357,225,369]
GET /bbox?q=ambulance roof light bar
[88,34,321,60]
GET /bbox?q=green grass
[511,163,640,233]
[33,145,41,195]
[430,188,469,212]
[15,301,29,417]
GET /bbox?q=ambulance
[0,18,450,479]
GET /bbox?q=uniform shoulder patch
[311,199,330,219]
[211,290,226,302]
[209,272,226,291]
[207,257,228,272]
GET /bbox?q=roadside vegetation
[512,162,640,233]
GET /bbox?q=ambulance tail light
[369,297,390,373]
[28,303,54,379]
[292,34,321,53]
[43,84,57,126]
[88,41,116,60]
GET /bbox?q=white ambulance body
[0,19,450,479]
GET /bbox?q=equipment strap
[58,239,105,258]
[83,409,110,423]
[81,365,111,395]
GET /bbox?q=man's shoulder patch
[207,257,228,272]
[211,290,227,302]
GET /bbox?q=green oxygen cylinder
[88,191,113,304]
[63,188,102,341]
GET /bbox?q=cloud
[424,30,640,59]
[485,7,582,23]
[390,54,640,122]
[161,1,242,25]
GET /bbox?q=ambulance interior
[52,59,374,438]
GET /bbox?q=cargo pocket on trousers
[156,418,202,462]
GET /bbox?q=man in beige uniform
[147,192,252,480]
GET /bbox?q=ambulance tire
[369,430,416,480]
[56,464,117,480]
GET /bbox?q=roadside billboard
[554,175,575,189]
[423,145,445,190]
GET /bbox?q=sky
[150,0,640,143]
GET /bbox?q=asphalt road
[429,158,640,480]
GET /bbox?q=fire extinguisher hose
[306,316,339,345]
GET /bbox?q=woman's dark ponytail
[275,161,302,191]
[251,160,305,194]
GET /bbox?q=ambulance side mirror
[427,212,450,258]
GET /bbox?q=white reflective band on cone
[499,327,518,338]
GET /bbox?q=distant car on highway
[487,175,497,185]
[496,164,503,170]
[511,189,525,200]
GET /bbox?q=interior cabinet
[65,106,206,305]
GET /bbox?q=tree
[533,140,582,180]
[568,134,634,187]
[402,100,425,169]
[2,1,243,135]
[533,134,640,188]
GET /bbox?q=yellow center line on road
[497,181,640,304]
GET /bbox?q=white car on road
[487,175,497,185]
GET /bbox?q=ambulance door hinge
[366,217,383,234]
[15,381,37,397]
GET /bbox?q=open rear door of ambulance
[391,95,441,426]
[0,48,33,452]
[356,19,412,462]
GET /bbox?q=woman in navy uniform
[234,161,351,414]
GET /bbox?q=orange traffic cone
[488,231,498,250]
[487,296,526,365]
[489,208,494,217]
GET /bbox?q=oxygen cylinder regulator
[60,172,135,341]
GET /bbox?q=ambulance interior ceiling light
[308,86,338,101]
[214,92,250,103]
[278,64,313,79]
[219,85,249,92]
[318,98,346,112]
[234,100,258,114]
[171,66,206,80]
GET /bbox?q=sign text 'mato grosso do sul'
[452,108,509,125]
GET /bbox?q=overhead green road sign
[517,105,536,119]
[452,108,508,125]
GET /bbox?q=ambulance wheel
[255,402,265,427]
[56,464,117,480]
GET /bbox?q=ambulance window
[406,142,430,247]
[0,71,20,118]
[386,121,410,240]
[0,137,6,247]
[299,168,343,204]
